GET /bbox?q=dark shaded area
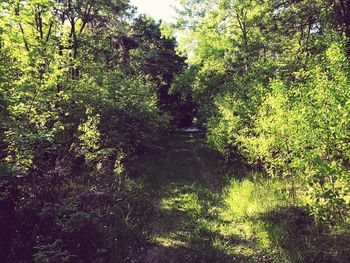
[130,17,197,128]
[259,206,350,263]
[0,147,156,262]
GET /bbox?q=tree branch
[18,23,30,52]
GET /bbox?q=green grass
[131,133,350,263]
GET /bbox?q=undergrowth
[218,175,350,262]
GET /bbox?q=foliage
[0,0,179,261]
[130,16,190,126]
[220,175,350,262]
[1,0,350,261]
[171,0,350,225]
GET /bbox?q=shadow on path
[131,133,262,263]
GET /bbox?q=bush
[208,42,350,225]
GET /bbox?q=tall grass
[221,176,290,220]
[218,174,349,262]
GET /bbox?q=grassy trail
[133,132,262,263]
[131,132,349,263]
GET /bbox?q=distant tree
[130,16,196,126]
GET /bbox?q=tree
[0,1,172,261]
[171,0,350,224]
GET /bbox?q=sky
[130,0,179,23]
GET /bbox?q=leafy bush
[239,43,350,223]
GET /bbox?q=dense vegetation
[0,0,186,261]
[166,0,350,225]
[0,0,349,262]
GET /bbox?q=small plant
[33,240,73,263]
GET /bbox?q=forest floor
[130,132,350,263]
